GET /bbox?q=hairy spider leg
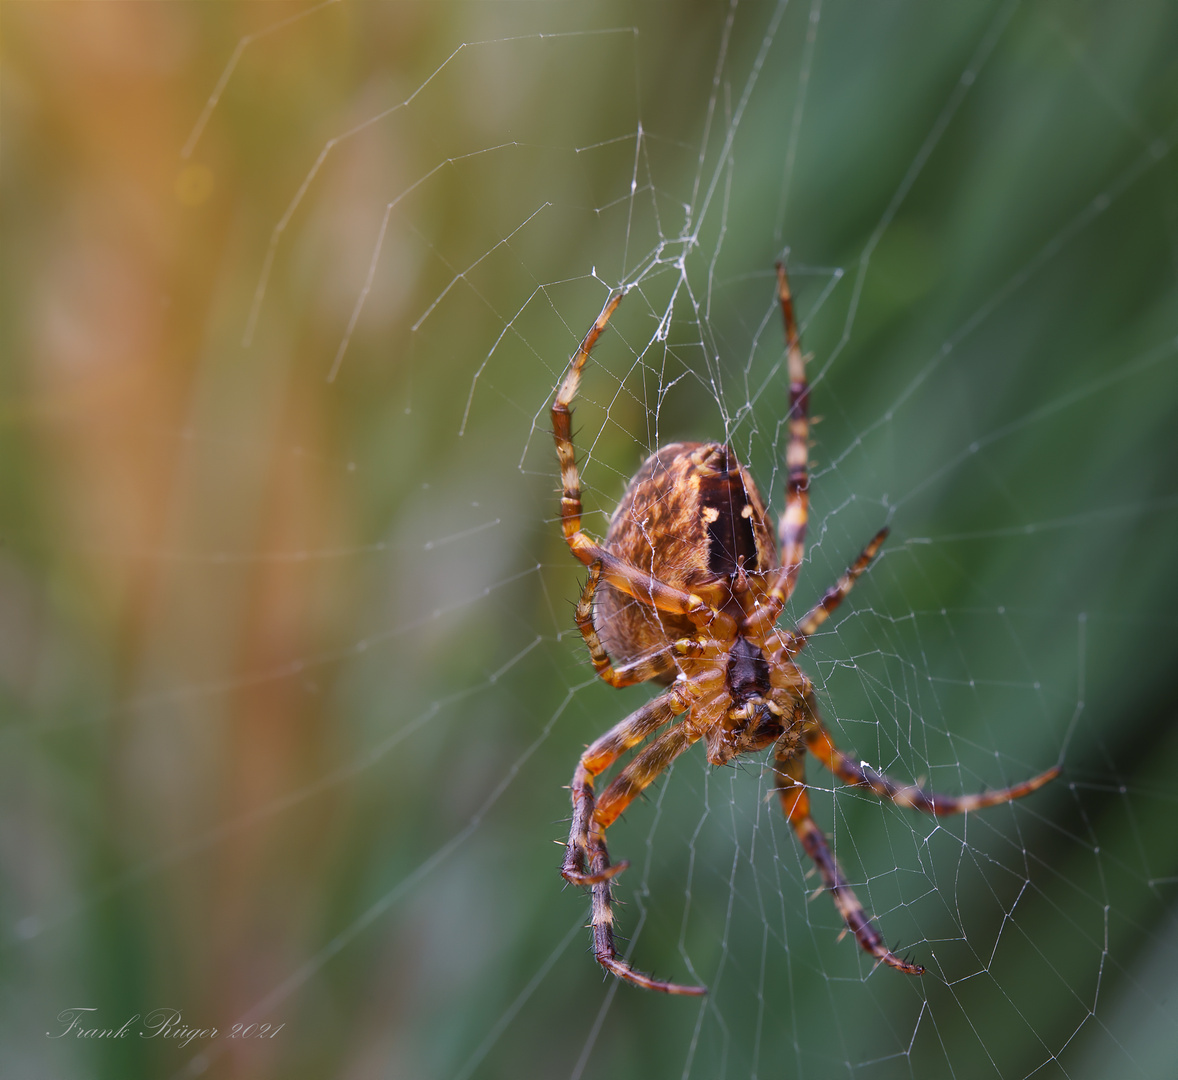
[551,292,712,625]
[768,526,890,653]
[574,561,681,687]
[562,670,723,995]
[575,562,730,688]
[562,669,722,885]
[774,745,924,975]
[759,526,889,660]
[562,693,678,887]
[587,723,708,995]
[745,262,813,636]
[803,709,1061,816]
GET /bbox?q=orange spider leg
[803,708,1060,816]
[551,292,714,626]
[574,561,699,687]
[563,670,722,995]
[774,744,923,975]
[562,669,722,886]
[764,527,890,654]
[587,723,709,994]
[575,561,730,688]
[563,695,675,888]
[747,261,812,635]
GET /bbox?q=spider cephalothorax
[552,264,1059,995]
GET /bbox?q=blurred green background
[3,2,1177,1078]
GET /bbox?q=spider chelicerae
[552,262,1060,995]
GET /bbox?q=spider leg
[774,260,810,598]
[774,743,924,976]
[575,561,678,687]
[563,691,680,886]
[768,527,890,655]
[575,563,727,686]
[587,723,707,995]
[769,262,811,603]
[562,670,720,885]
[744,262,812,636]
[551,293,712,625]
[803,708,1060,815]
[562,671,720,995]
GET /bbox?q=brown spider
[552,263,1060,995]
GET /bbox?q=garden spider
[552,263,1060,995]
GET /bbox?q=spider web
[5,3,1178,1079]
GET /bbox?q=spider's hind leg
[786,527,889,651]
[574,561,676,688]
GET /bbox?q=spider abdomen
[592,441,778,677]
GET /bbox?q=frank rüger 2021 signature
[47,1007,283,1048]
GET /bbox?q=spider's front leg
[563,670,722,995]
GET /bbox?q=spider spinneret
[551,263,1059,995]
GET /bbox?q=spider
[552,263,1060,995]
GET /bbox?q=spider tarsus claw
[883,950,924,977]
[562,859,629,887]
[602,861,629,883]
